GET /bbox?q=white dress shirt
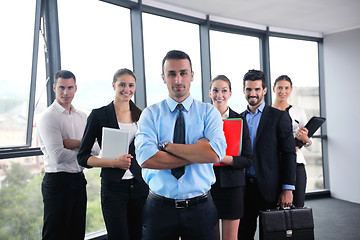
[119,122,137,180]
[37,100,89,173]
[288,106,313,164]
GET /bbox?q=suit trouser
[42,172,87,240]
[238,178,277,240]
[101,178,149,240]
[142,192,217,240]
[293,163,307,208]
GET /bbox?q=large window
[0,0,50,237]
[1,0,328,238]
[58,0,133,114]
[269,36,323,191]
[142,13,202,106]
[210,30,261,113]
[57,0,134,235]
[0,0,37,148]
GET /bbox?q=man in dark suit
[238,70,296,240]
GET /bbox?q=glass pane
[269,37,324,191]
[304,138,324,191]
[0,0,36,148]
[33,28,48,148]
[269,37,320,119]
[83,168,104,234]
[0,156,44,239]
[210,30,261,113]
[58,0,133,115]
[143,13,202,106]
[58,0,132,234]
[0,157,103,237]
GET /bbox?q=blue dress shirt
[245,101,265,178]
[245,101,294,190]
[135,95,227,199]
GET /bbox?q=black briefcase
[259,207,314,240]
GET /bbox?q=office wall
[323,27,360,204]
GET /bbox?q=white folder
[100,127,130,159]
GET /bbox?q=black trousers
[238,178,277,240]
[42,172,87,240]
[101,178,149,240]
[293,163,307,208]
[142,192,217,240]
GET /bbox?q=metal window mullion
[260,27,271,104]
[42,0,61,106]
[131,1,147,109]
[26,0,43,147]
[199,16,211,103]
[318,40,330,190]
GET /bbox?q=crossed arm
[141,140,219,169]
[63,139,81,150]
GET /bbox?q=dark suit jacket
[240,104,296,202]
[214,107,253,188]
[77,102,143,183]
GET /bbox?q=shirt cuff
[282,184,295,190]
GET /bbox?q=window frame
[0,0,41,151]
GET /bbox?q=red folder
[214,118,243,166]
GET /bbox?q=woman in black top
[209,75,253,240]
[77,68,148,240]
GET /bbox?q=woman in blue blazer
[209,75,253,240]
[77,68,148,240]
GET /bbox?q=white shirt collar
[221,107,229,119]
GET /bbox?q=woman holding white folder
[272,75,313,208]
[77,68,148,240]
[209,75,253,240]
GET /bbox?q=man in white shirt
[37,70,92,240]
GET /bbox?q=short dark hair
[162,50,192,74]
[113,68,136,83]
[243,69,266,89]
[274,75,292,88]
[210,75,232,92]
[54,70,76,85]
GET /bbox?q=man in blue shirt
[135,50,227,240]
[238,70,296,240]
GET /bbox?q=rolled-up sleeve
[135,107,159,166]
[204,104,227,162]
[37,113,77,164]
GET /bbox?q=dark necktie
[171,104,185,179]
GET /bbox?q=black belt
[148,190,209,209]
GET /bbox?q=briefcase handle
[274,204,296,210]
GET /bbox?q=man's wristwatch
[158,141,169,152]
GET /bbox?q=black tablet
[305,116,326,137]
[295,116,326,148]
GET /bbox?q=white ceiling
[147,0,360,35]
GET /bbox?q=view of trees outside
[0,157,105,239]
